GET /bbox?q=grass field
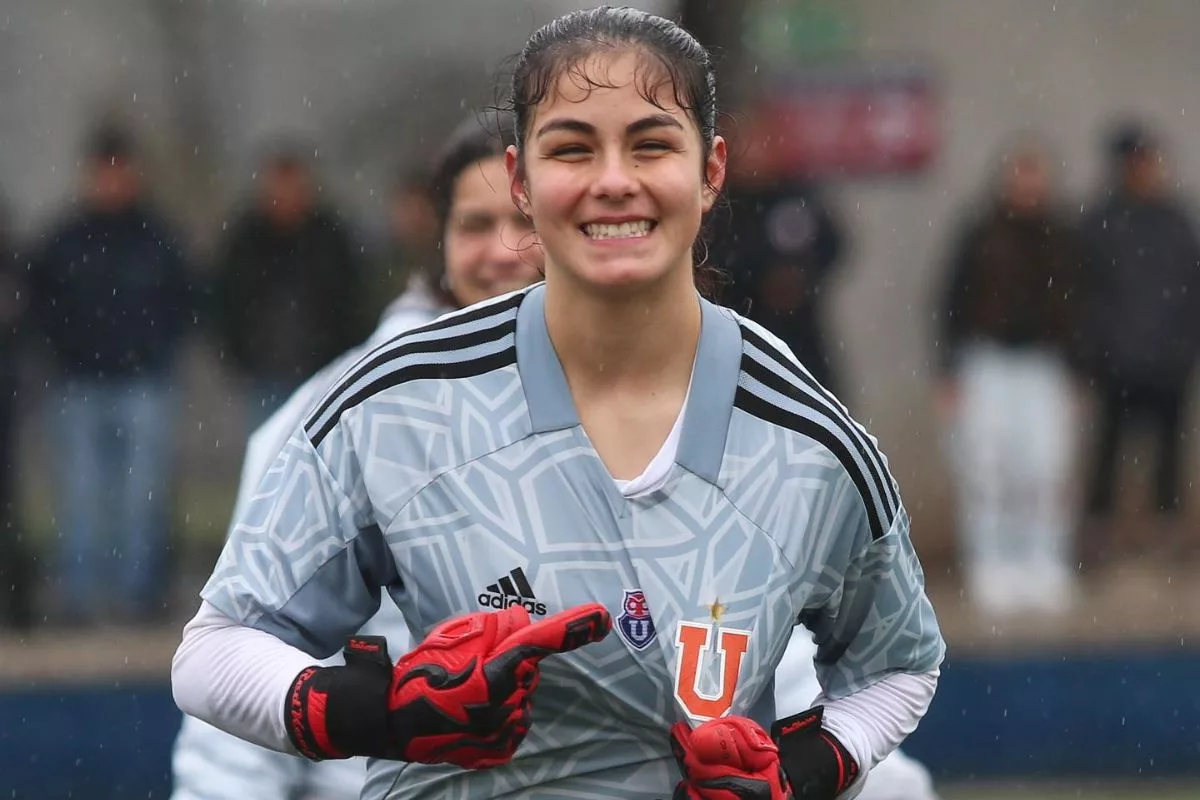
[938,782,1200,800]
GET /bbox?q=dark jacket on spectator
[1077,194,1200,388]
[708,180,844,389]
[28,204,191,379]
[0,221,24,380]
[937,205,1084,376]
[211,207,369,385]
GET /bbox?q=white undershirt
[173,396,934,782]
[611,382,689,498]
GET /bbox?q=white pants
[947,344,1078,615]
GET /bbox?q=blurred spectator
[708,115,846,392]
[379,169,439,301]
[934,138,1085,615]
[28,124,192,625]
[211,143,370,430]
[0,198,33,631]
[1078,122,1200,562]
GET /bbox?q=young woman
[173,8,944,800]
[170,114,542,800]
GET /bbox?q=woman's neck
[543,267,701,398]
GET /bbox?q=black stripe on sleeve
[734,385,888,541]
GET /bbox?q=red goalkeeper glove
[286,602,611,768]
[671,708,859,800]
[671,716,793,800]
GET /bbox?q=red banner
[750,64,940,178]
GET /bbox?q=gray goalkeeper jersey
[202,284,944,800]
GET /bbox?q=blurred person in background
[211,142,370,431]
[377,169,440,304]
[933,138,1085,616]
[0,197,33,631]
[1078,122,1200,565]
[170,113,543,800]
[708,108,847,393]
[28,124,192,625]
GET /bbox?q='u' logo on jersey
[673,621,751,722]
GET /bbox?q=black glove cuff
[285,635,394,761]
[771,706,861,799]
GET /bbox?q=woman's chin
[581,269,668,297]
[561,254,682,293]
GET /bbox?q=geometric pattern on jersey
[734,320,900,540]
[202,284,945,800]
[304,289,525,447]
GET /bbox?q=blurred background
[1,0,1199,797]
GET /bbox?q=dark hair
[509,6,717,158]
[422,111,519,304]
[506,6,725,299]
[86,123,136,164]
[1108,120,1157,161]
[429,111,516,231]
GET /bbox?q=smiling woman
[171,7,944,800]
[507,13,724,304]
[511,60,723,291]
[502,11,728,486]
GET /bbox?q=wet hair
[508,6,717,161]
[505,6,725,298]
[422,111,519,305]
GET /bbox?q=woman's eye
[459,219,492,234]
[637,141,674,152]
[550,144,589,157]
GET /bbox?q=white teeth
[583,220,653,239]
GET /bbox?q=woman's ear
[506,145,532,217]
[702,135,728,213]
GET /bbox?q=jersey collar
[516,283,741,486]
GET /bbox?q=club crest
[618,589,657,650]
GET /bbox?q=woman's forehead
[451,157,507,204]
[537,49,686,120]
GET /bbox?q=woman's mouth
[581,220,657,240]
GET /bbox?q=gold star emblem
[708,598,726,622]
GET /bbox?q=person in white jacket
[170,112,544,800]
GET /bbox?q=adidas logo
[477,567,547,616]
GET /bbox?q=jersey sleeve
[200,424,398,658]
[799,497,945,700]
[229,360,346,526]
